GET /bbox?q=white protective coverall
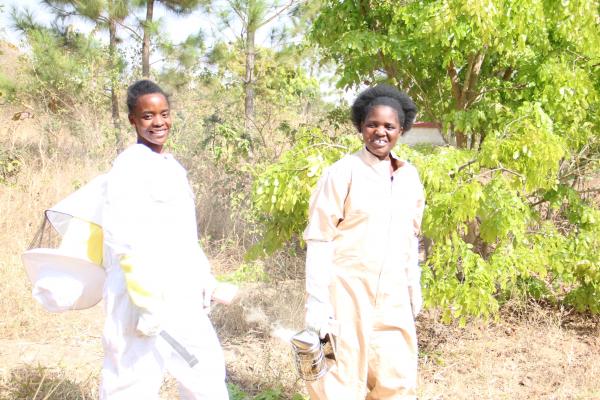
[304,148,425,400]
[100,144,228,400]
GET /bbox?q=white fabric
[407,232,423,317]
[202,274,217,312]
[100,144,227,399]
[211,282,239,305]
[22,176,108,313]
[32,270,84,312]
[305,295,334,339]
[303,148,425,399]
[305,240,335,338]
[46,174,107,234]
[305,240,334,303]
[408,285,422,318]
[22,248,105,311]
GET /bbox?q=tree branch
[465,48,486,103]
[260,0,297,28]
[447,60,462,107]
[225,0,248,26]
[448,158,478,177]
[502,66,513,80]
[115,19,142,41]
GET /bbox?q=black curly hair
[351,84,417,132]
[126,80,170,114]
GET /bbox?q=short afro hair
[126,79,170,114]
[351,84,417,132]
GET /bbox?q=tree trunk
[244,27,256,132]
[142,0,154,78]
[446,51,485,150]
[108,18,122,152]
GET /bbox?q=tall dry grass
[0,93,307,398]
[3,83,599,399]
[0,111,109,338]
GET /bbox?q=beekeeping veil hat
[22,174,107,312]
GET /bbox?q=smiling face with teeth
[360,105,403,161]
[129,93,172,154]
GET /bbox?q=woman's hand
[202,275,218,313]
[408,285,423,318]
[305,295,334,339]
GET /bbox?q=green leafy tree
[207,41,320,153]
[44,0,131,150]
[9,9,112,116]
[311,0,599,150]
[249,0,600,321]
[132,0,203,78]
[202,0,300,131]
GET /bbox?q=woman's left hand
[408,285,423,318]
[202,276,218,313]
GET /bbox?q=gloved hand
[406,232,423,318]
[305,294,334,339]
[408,284,423,318]
[136,311,162,336]
[202,274,218,313]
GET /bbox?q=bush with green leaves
[248,109,599,322]
[241,0,600,322]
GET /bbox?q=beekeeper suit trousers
[304,148,424,399]
[306,265,418,400]
[99,144,228,400]
[99,263,228,400]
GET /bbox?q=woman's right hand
[305,295,334,339]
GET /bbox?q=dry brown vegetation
[1,73,599,400]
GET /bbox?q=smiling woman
[99,79,230,399]
[126,80,172,153]
[302,85,425,399]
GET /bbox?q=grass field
[1,107,599,400]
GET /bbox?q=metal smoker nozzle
[291,329,320,350]
[291,329,328,381]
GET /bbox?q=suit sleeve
[103,154,164,318]
[407,169,426,287]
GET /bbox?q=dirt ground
[1,280,599,400]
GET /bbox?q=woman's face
[129,93,171,153]
[360,105,403,160]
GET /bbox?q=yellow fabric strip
[120,254,160,310]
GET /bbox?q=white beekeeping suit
[100,144,228,400]
[304,148,425,400]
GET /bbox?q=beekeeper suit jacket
[100,144,228,400]
[304,148,425,400]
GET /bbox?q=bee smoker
[291,329,336,381]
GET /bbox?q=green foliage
[227,383,249,400]
[202,122,252,168]
[310,0,599,148]
[0,148,21,184]
[226,383,305,400]
[248,125,600,319]
[208,42,320,111]
[479,102,565,192]
[0,72,18,102]
[8,11,116,117]
[253,387,282,400]
[247,128,361,259]
[217,261,269,283]
[289,0,600,320]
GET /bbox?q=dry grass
[0,365,97,400]
[417,304,600,400]
[2,105,600,400]
[0,161,105,340]
[2,259,600,400]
